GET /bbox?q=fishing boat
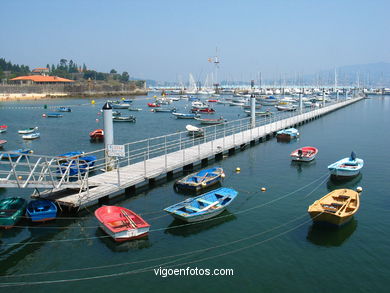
[0,197,27,228]
[327,152,364,179]
[112,103,131,109]
[0,125,7,133]
[275,104,297,111]
[18,127,38,134]
[195,117,226,125]
[0,140,6,148]
[164,187,238,222]
[172,112,200,119]
[0,148,32,160]
[244,110,272,116]
[57,155,97,176]
[276,128,299,140]
[89,129,104,140]
[57,107,72,112]
[174,167,225,191]
[186,124,204,137]
[95,206,150,242]
[22,133,40,140]
[147,102,161,107]
[308,189,360,226]
[290,146,318,162]
[26,199,57,222]
[46,113,63,118]
[152,107,176,113]
[191,108,216,114]
[113,116,136,122]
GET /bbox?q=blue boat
[57,107,72,112]
[164,187,238,222]
[328,152,364,179]
[0,148,32,160]
[26,200,57,222]
[276,128,299,140]
[57,155,97,176]
[58,151,84,159]
[172,112,200,119]
[174,167,225,191]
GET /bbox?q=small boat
[147,102,161,107]
[46,113,63,118]
[174,167,225,191]
[275,104,297,111]
[95,206,150,242]
[242,104,262,109]
[57,107,72,112]
[128,107,142,111]
[276,128,299,140]
[0,148,32,160]
[26,199,57,222]
[112,111,121,117]
[0,197,27,228]
[191,108,216,113]
[172,112,200,119]
[22,133,40,140]
[0,125,7,133]
[0,139,6,148]
[152,107,176,113]
[18,127,38,134]
[113,116,136,122]
[328,152,364,179]
[308,189,360,226]
[191,101,209,109]
[164,187,238,222]
[207,99,219,102]
[89,129,104,140]
[229,101,246,106]
[112,103,132,109]
[258,96,279,106]
[186,124,204,137]
[57,155,97,176]
[195,117,226,125]
[244,110,272,116]
[122,99,133,103]
[58,151,84,160]
[290,146,318,162]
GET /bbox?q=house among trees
[32,67,50,75]
[9,75,74,85]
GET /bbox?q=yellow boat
[308,189,360,226]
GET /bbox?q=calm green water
[0,95,389,293]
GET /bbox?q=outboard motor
[350,151,356,161]
[298,149,303,157]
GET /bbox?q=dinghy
[0,197,27,228]
[328,152,364,179]
[308,189,360,226]
[0,148,32,159]
[18,127,38,134]
[22,133,40,140]
[0,140,6,148]
[290,146,318,162]
[195,117,226,125]
[172,112,200,119]
[186,124,204,137]
[89,129,104,140]
[26,199,57,222]
[113,116,136,122]
[95,206,150,242]
[57,107,72,112]
[164,187,238,222]
[0,125,7,133]
[174,167,225,191]
[276,128,299,140]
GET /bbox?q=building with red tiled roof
[10,75,74,85]
[32,68,50,75]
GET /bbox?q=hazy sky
[1,0,389,82]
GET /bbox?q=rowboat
[164,187,238,222]
[57,155,96,176]
[113,116,136,122]
[0,140,6,148]
[147,102,160,107]
[58,151,84,160]
[95,206,150,242]
[46,113,63,118]
[191,107,215,113]
[22,133,40,140]
[174,167,225,191]
[275,104,297,111]
[276,128,299,140]
[172,112,200,119]
[0,125,7,133]
[328,152,364,179]
[26,199,57,222]
[186,124,204,137]
[308,189,360,226]
[0,148,32,160]
[152,107,176,113]
[0,197,27,228]
[89,129,104,140]
[112,103,131,109]
[195,117,226,125]
[244,110,272,116]
[290,146,318,162]
[57,107,72,112]
[18,127,38,134]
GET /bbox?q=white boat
[275,104,297,111]
[18,127,38,134]
[328,152,364,179]
[22,133,40,140]
[186,124,204,137]
[191,101,208,109]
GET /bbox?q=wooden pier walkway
[36,96,364,208]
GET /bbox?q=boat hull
[308,211,354,226]
[99,224,149,242]
[169,207,226,223]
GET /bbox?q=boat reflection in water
[306,218,358,247]
[290,160,316,173]
[164,210,236,237]
[327,174,362,190]
[96,229,151,252]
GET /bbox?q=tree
[120,71,129,82]
[46,64,50,71]
[82,63,87,72]
[110,69,117,74]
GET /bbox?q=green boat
[0,197,27,228]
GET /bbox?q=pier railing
[0,95,363,192]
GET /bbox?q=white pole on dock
[250,93,256,128]
[322,89,326,107]
[299,89,303,112]
[103,102,115,171]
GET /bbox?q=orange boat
[89,129,104,140]
[95,206,150,242]
[290,146,318,162]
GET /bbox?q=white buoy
[236,167,241,172]
[356,186,363,193]
[261,187,266,192]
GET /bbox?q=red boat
[89,129,104,140]
[95,206,150,242]
[147,102,161,107]
[207,99,219,103]
[290,146,318,162]
[191,107,216,113]
[0,125,7,133]
[0,139,7,148]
